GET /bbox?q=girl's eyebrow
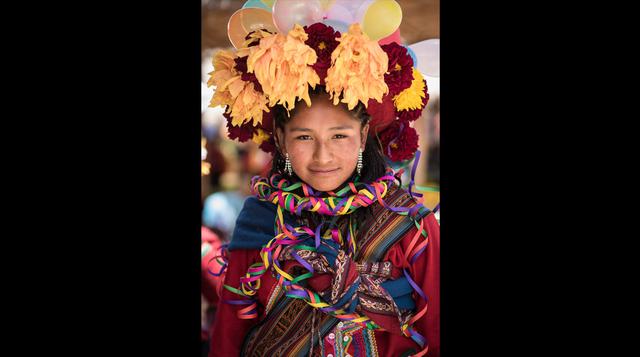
[289,127,312,132]
[289,125,355,132]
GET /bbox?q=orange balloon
[227,8,278,49]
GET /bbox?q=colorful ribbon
[221,167,434,352]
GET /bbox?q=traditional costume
[206,10,438,356]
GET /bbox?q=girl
[208,22,439,357]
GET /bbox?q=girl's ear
[361,123,370,149]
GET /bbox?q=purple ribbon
[410,243,428,264]
[223,299,254,305]
[314,222,324,248]
[408,204,424,217]
[408,326,427,347]
[408,150,423,199]
[285,289,308,299]
[291,249,314,273]
[403,268,427,301]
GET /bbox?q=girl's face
[277,97,369,192]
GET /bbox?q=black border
[11,0,618,355]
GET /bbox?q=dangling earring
[285,152,293,176]
[357,148,363,175]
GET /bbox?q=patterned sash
[241,185,430,356]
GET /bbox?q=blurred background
[200,1,439,355]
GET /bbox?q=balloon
[408,38,439,77]
[260,0,275,8]
[404,45,418,68]
[378,27,401,45]
[242,0,271,11]
[325,4,354,24]
[322,0,372,27]
[227,8,278,49]
[354,0,374,24]
[318,0,337,11]
[362,0,402,41]
[272,0,324,33]
[332,0,370,14]
[323,19,350,33]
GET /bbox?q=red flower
[257,111,275,153]
[381,42,414,96]
[304,22,340,85]
[233,56,263,93]
[378,120,419,162]
[397,79,430,122]
[259,137,276,153]
[224,108,276,153]
[367,94,396,134]
[224,109,254,143]
[258,110,273,132]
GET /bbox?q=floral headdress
[208,22,429,163]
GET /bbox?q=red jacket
[209,214,440,356]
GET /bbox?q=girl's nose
[312,140,332,164]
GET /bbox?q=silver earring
[285,152,293,176]
[357,148,363,175]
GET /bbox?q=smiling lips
[309,168,339,174]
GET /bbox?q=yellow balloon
[362,0,402,41]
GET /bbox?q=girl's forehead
[287,112,358,131]
[288,102,357,129]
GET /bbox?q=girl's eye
[296,135,312,140]
[333,134,348,139]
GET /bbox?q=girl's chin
[300,169,356,193]
[306,179,351,193]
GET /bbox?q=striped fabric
[240,184,430,356]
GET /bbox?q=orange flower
[208,50,243,109]
[208,50,269,127]
[247,24,320,111]
[229,82,269,127]
[325,23,389,110]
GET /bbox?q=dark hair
[269,86,387,185]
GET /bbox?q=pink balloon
[378,27,401,45]
[325,4,353,24]
[272,0,324,33]
[332,0,369,14]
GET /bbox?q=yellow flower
[229,82,269,127]
[325,23,389,110]
[252,128,271,146]
[247,24,320,111]
[393,68,427,111]
[208,50,243,109]
[207,50,269,127]
[237,29,273,57]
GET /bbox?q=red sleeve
[379,212,440,356]
[409,213,440,356]
[357,212,440,357]
[208,249,260,357]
